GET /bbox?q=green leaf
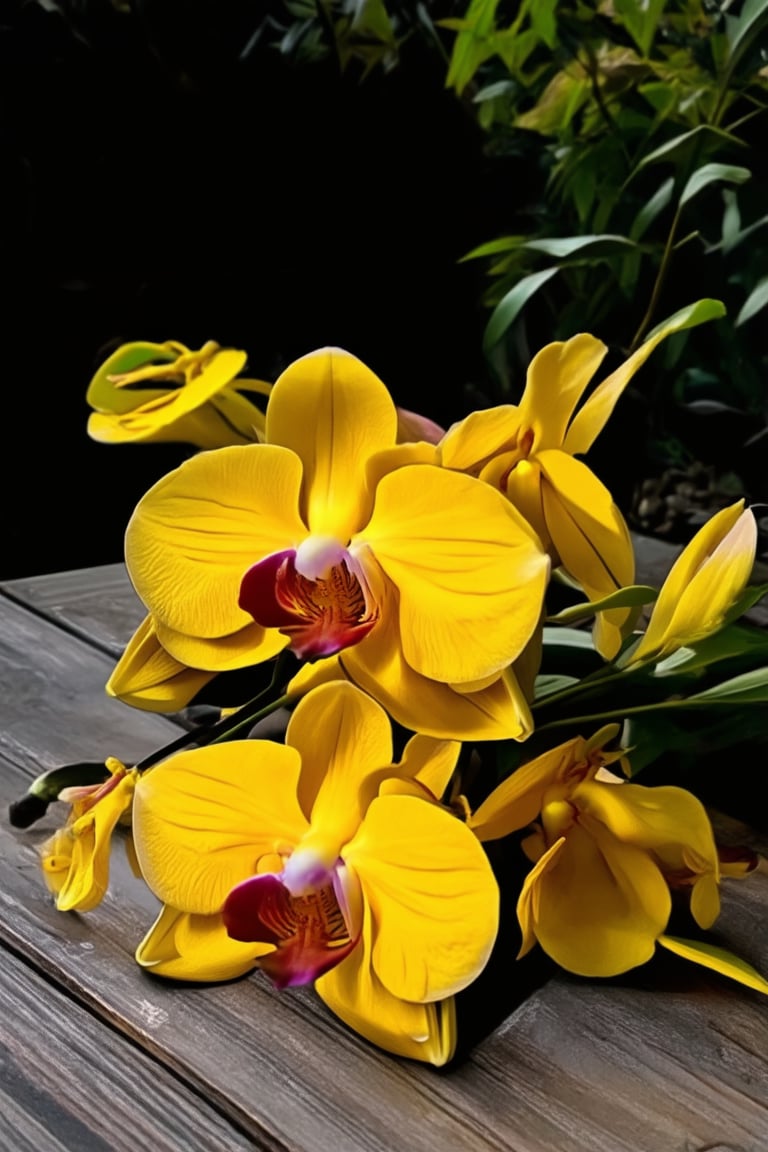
[685,667,768,704]
[534,674,579,700]
[614,0,666,57]
[547,585,657,626]
[522,234,636,260]
[542,626,596,650]
[658,936,768,996]
[725,0,768,69]
[630,125,746,181]
[482,266,560,351]
[460,235,528,262]
[652,617,768,678]
[736,276,768,326]
[644,297,727,344]
[678,163,751,210]
[444,0,502,94]
[630,176,674,241]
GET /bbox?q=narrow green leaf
[534,674,579,700]
[482,266,559,351]
[630,125,746,180]
[679,163,751,210]
[726,0,768,68]
[736,276,768,326]
[686,667,768,704]
[644,297,726,343]
[542,626,595,650]
[523,234,635,260]
[460,235,527,262]
[659,936,768,996]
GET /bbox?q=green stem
[533,693,754,736]
[628,201,682,351]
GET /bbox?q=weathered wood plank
[3,575,768,1151]
[2,565,144,658]
[0,945,256,1152]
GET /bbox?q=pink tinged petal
[223,872,358,988]
[266,347,398,540]
[239,546,379,661]
[518,335,608,452]
[396,407,446,445]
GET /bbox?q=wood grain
[0,945,255,1152]
[2,568,768,1152]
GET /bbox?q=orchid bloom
[132,682,498,1064]
[121,346,550,740]
[86,339,272,449]
[622,500,757,667]
[40,757,138,912]
[439,302,724,659]
[467,728,721,977]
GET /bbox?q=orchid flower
[40,757,138,912]
[622,500,758,667]
[438,301,725,659]
[86,339,272,449]
[120,346,550,740]
[467,728,721,977]
[132,682,498,1064]
[105,613,216,712]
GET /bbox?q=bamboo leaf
[482,266,559,351]
[679,163,751,210]
[736,276,768,326]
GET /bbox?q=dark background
[2,1,516,580]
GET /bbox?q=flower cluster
[12,304,768,1066]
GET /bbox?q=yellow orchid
[122,346,550,740]
[132,682,498,1064]
[467,729,721,977]
[622,500,757,667]
[86,339,272,449]
[40,757,138,912]
[106,613,216,713]
[439,302,725,659]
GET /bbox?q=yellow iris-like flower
[132,681,499,1065]
[86,339,272,449]
[467,729,721,977]
[40,757,138,912]
[120,346,550,740]
[439,304,723,659]
[623,500,757,667]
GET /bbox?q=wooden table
[2,564,768,1152]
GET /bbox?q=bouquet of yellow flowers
[11,301,768,1066]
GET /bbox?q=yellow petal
[630,502,755,664]
[396,734,461,800]
[345,794,499,1002]
[343,589,533,740]
[106,614,216,712]
[286,681,393,838]
[358,465,549,683]
[56,772,138,912]
[316,901,457,1065]
[153,615,286,672]
[564,303,725,455]
[136,904,271,981]
[468,738,582,841]
[658,935,768,995]
[518,334,607,451]
[522,821,670,976]
[133,741,306,913]
[86,341,181,415]
[537,450,634,658]
[126,444,307,639]
[266,347,397,540]
[439,404,520,473]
